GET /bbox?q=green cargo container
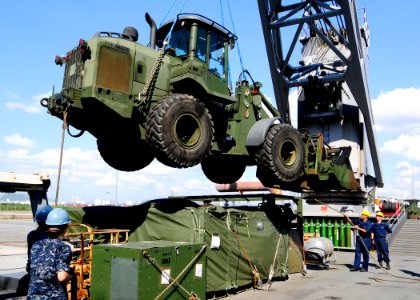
[91,241,206,300]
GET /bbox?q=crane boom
[257,0,383,194]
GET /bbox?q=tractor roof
[157,13,237,44]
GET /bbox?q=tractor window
[196,27,207,62]
[168,26,190,58]
[209,31,225,78]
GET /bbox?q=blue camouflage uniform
[27,227,48,255]
[27,238,72,300]
[16,227,50,296]
[352,219,373,270]
[372,222,392,264]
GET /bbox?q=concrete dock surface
[1,246,419,300]
[229,251,420,300]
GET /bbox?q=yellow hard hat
[376,211,384,217]
[361,209,371,217]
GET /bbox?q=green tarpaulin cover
[66,196,303,294]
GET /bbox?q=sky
[0,0,419,205]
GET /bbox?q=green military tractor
[41,13,359,192]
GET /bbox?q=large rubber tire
[201,155,247,184]
[256,124,305,182]
[146,94,214,168]
[97,139,154,171]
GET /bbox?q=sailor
[27,205,53,254]
[27,208,73,300]
[17,205,53,296]
[345,210,373,272]
[372,211,392,270]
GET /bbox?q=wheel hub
[280,140,297,168]
[173,113,201,148]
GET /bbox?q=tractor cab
[156,13,237,83]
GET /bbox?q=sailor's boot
[375,261,383,269]
[386,262,390,270]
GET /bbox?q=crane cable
[55,109,68,207]
[137,0,188,104]
[311,198,420,283]
[157,0,179,27]
[225,0,246,81]
[219,0,234,90]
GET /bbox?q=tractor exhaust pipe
[145,13,157,49]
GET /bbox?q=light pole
[115,171,118,205]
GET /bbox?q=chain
[137,42,167,104]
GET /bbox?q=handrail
[64,224,130,300]
[388,204,405,229]
[386,205,407,246]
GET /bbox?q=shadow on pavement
[400,269,420,277]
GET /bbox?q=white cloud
[372,87,420,134]
[4,133,36,148]
[4,90,50,114]
[167,176,216,196]
[377,168,419,199]
[8,148,29,160]
[63,147,101,166]
[239,166,258,182]
[0,141,220,202]
[377,134,420,199]
[115,171,158,187]
[381,134,420,161]
[266,89,299,127]
[140,160,178,175]
[367,87,420,200]
[377,186,409,200]
[5,102,43,114]
[33,91,52,102]
[94,171,122,186]
[395,161,411,173]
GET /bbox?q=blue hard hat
[45,208,70,226]
[35,205,53,222]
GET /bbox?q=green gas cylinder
[303,219,309,233]
[346,222,352,247]
[321,219,327,237]
[333,220,339,247]
[315,219,321,237]
[339,220,346,247]
[327,219,333,241]
[309,219,315,233]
